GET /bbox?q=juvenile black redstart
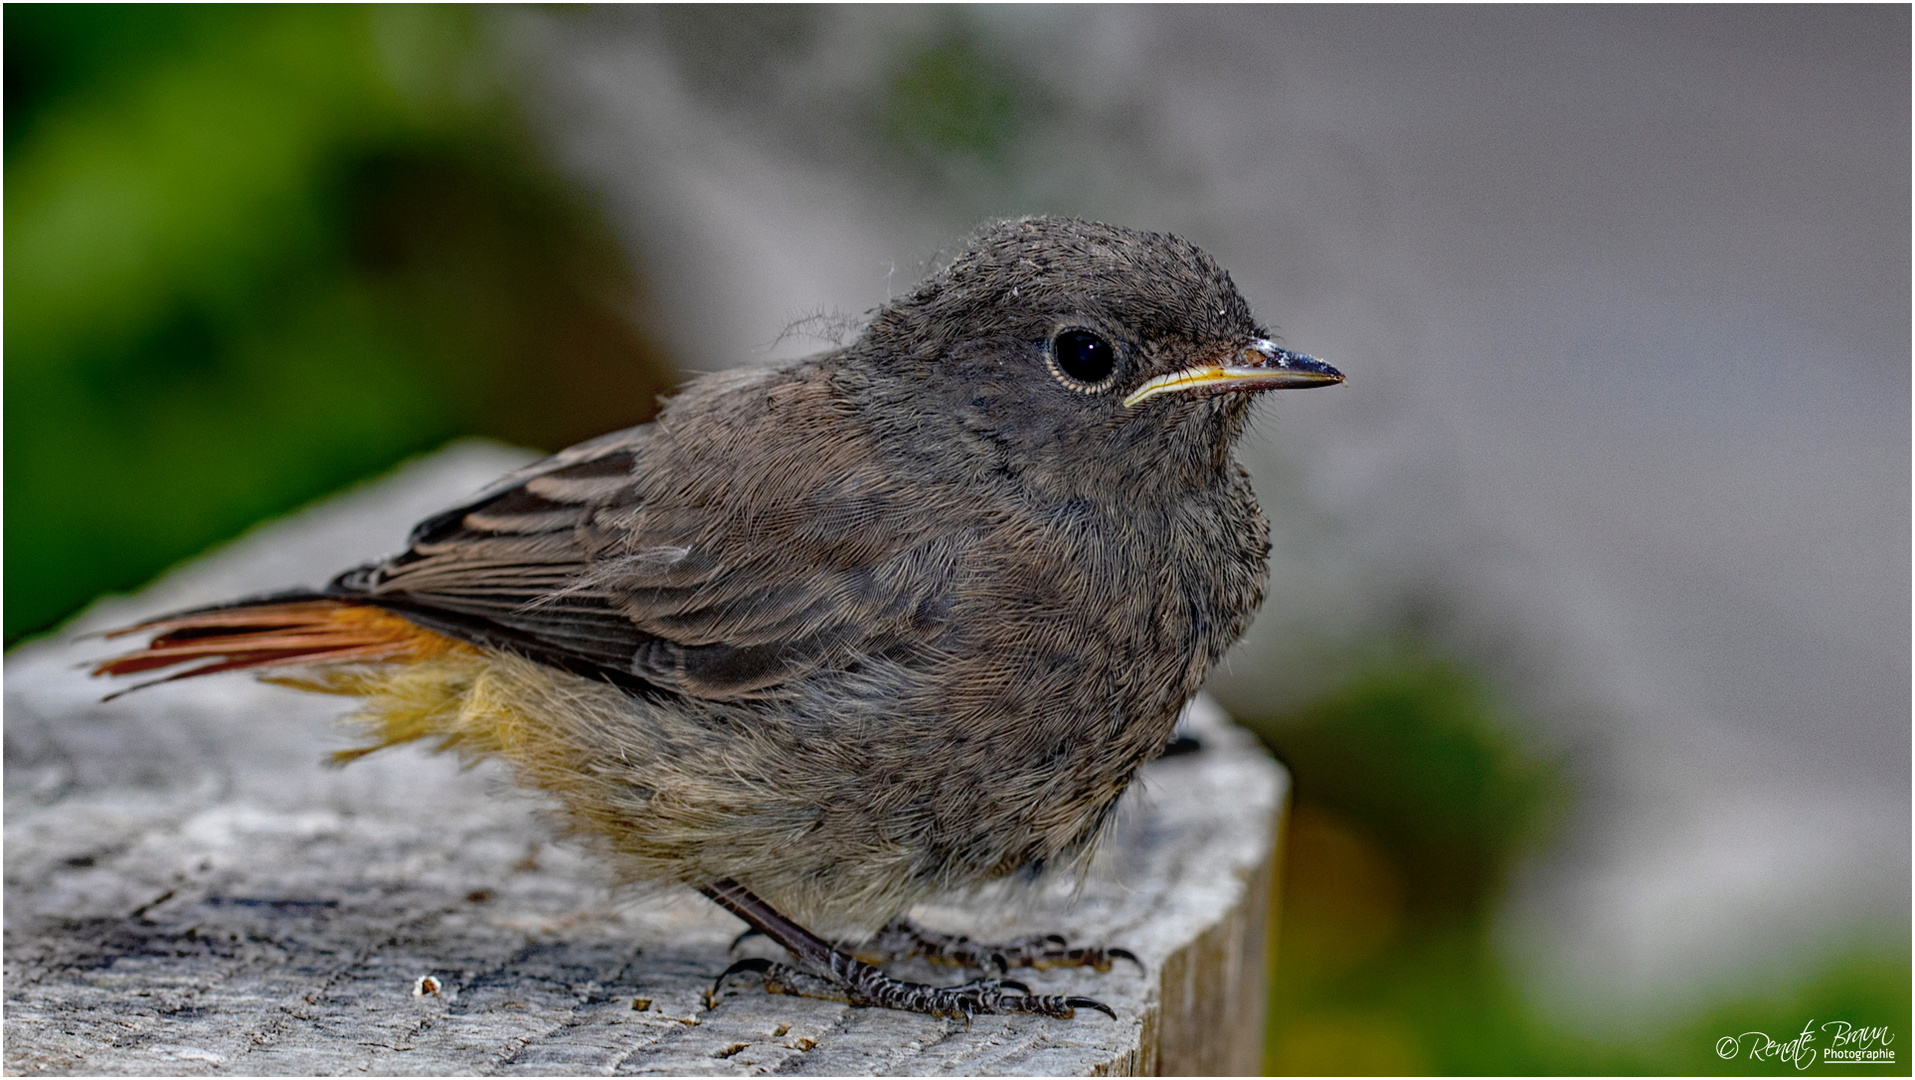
[99,216,1342,1019]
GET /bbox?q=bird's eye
[1050,329,1117,388]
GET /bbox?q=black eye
[1051,329,1117,386]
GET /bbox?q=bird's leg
[699,879,1114,1021]
[854,917,1141,975]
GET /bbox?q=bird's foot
[855,917,1141,975]
[713,956,1114,1020]
[699,878,1118,1021]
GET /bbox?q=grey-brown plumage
[98,216,1342,1018]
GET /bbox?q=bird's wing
[346,389,958,700]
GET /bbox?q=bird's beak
[1123,339,1344,407]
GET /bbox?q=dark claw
[729,927,763,952]
[999,978,1030,994]
[1107,947,1143,973]
[712,956,773,999]
[1067,996,1117,1020]
[1043,933,1068,946]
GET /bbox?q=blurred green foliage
[1576,950,1912,1075]
[1270,658,1563,921]
[5,5,674,643]
[1254,654,1563,1074]
[884,33,1022,166]
[1252,652,1910,1074]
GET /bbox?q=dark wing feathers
[337,417,951,699]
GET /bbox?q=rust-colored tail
[94,598,453,698]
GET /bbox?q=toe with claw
[859,918,1143,975]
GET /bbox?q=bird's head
[854,217,1342,499]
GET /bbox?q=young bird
[98,217,1342,1020]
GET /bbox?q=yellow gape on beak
[1124,339,1344,407]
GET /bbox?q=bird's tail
[92,594,455,699]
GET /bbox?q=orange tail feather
[94,600,454,696]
